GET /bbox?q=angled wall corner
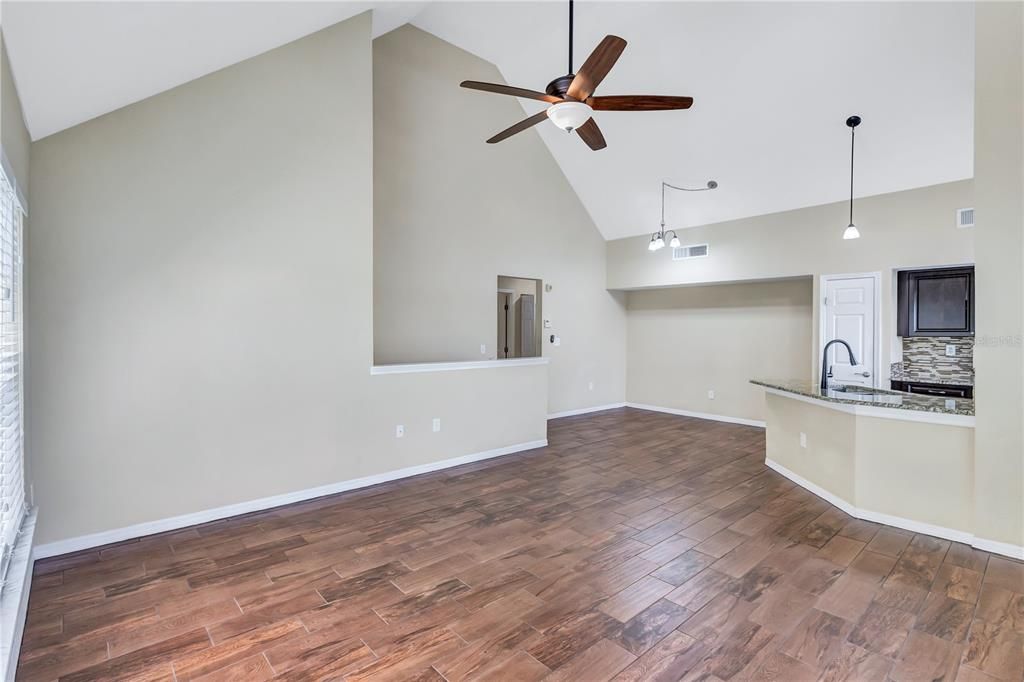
[371,24,626,414]
[24,11,549,548]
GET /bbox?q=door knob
[856,371,871,377]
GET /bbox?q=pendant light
[648,180,718,252]
[843,115,862,240]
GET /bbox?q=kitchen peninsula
[751,379,975,544]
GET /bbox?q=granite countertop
[750,379,975,417]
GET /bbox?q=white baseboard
[971,537,1024,560]
[34,439,548,560]
[766,458,1024,561]
[548,403,626,420]
[626,402,766,428]
[764,459,858,516]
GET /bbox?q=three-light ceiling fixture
[648,180,718,251]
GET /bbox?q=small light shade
[546,101,594,132]
[653,236,665,250]
[843,223,861,240]
[648,236,659,251]
[669,234,681,248]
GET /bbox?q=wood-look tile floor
[18,408,1024,681]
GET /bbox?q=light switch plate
[395,425,404,438]
[946,344,956,357]
[480,344,487,355]
[707,390,715,400]
[553,336,561,346]
[543,319,551,328]
[432,418,441,432]
[799,432,807,448]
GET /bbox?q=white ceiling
[2,1,974,240]
[0,1,426,140]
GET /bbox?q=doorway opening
[497,276,542,359]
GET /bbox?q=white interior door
[823,275,876,387]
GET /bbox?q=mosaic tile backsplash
[891,336,974,386]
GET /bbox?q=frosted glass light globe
[546,101,593,132]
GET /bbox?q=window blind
[0,162,24,590]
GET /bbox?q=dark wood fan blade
[576,118,607,151]
[486,111,550,144]
[461,81,562,104]
[587,95,694,111]
[566,35,627,101]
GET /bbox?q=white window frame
[0,158,25,591]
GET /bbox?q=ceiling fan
[460,0,694,150]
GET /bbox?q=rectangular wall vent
[672,243,709,260]
[957,207,974,229]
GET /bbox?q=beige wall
[1,33,30,194]
[766,393,974,536]
[609,180,975,382]
[855,416,974,535]
[372,26,627,415]
[26,14,547,546]
[973,2,1024,549]
[627,279,812,422]
[765,394,856,502]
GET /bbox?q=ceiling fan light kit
[546,101,593,132]
[459,0,693,151]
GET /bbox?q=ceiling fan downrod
[568,0,574,75]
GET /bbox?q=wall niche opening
[497,276,542,359]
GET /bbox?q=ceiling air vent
[672,243,709,261]
[957,207,974,229]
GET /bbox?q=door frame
[818,272,882,388]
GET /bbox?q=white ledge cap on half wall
[370,357,549,375]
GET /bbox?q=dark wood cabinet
[897,266,974,337]
[890,379,973,399]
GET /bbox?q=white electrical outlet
[480,344,487,355]
[708,389,715,400]
[946,344,956,357]
[432,418,441,432]
[544,319,552,328]
[800,432,807,448]
[395,425,404,438]
[588,381,594,391]
[553,336,561,346]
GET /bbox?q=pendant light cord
[661,181,665,229]
[661,181,718,234]
[849,124,855,226]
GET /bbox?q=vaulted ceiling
[2,1,974,240]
